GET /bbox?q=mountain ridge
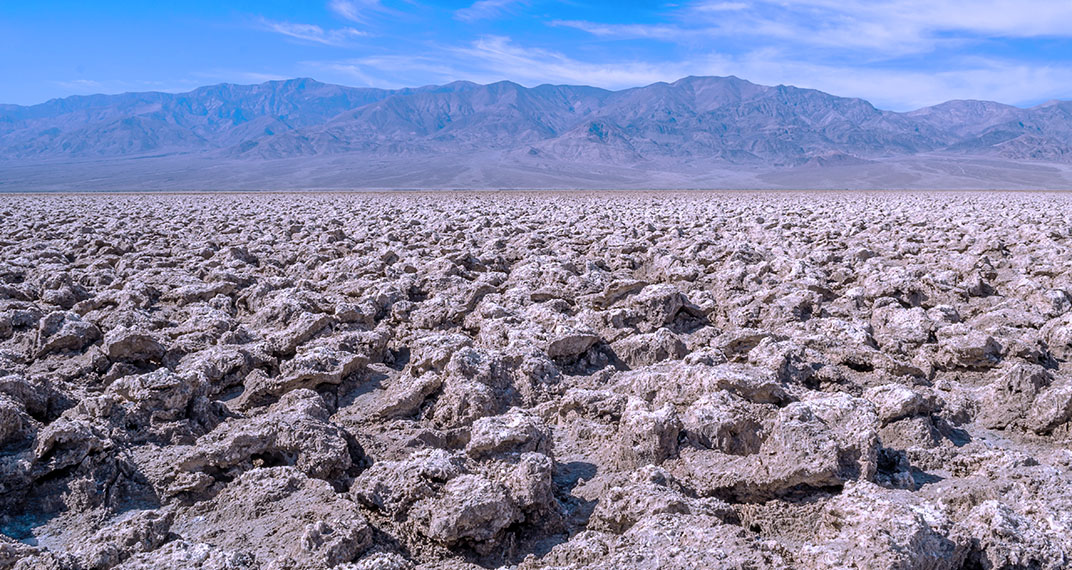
[1,76,1071,190]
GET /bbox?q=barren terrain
[2,191,1072,569]
[4,77,1072,192]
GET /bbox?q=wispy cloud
[55,79,105,92]
[306,61,385,87]
[727,0,1072,39]
[252,1,1072,110]
[722,0,1072,55]
[561,0,1072,56]
[827,62,1072,110]
[234,72,291,83]
[705,51,1072,110]
[694,2,749,12]
[52,78,204,96]
[192,70,292,84]
[319,35,1072,110]
[260,18,366,47]
[328,0,384,24]
[304,54,501,89]
[456,0,526,22]
[448,35,694,87]
[551,20,686,41]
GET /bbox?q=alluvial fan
[1,191,1072,569]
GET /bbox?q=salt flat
[2,191,1072,569]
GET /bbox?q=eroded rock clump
[2,191,1072,569]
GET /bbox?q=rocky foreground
[2,191,1072,569]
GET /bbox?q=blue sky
[3,0,1072,110]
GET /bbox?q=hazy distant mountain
[1,76,1071,190]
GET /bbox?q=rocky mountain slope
[1,77,1071,189]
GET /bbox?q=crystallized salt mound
[2,191,1072,569]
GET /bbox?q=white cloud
[55,79,104,92]
[456,0,525,22]
[783,61,1072,110]
[193,70,292,84]
[448,35,701,87]
[234,72,292,83]
[560,1,1072,56]
[52,78,204,96]
[330,35,1072,110]
[703,0,1072,52]
[309,62,384,87]
[303,54,481,88]
[736,0,1072,38]
[261,19,366,46]
[551,20,686,41]
[328,0,383,24]
[694,2,748,12]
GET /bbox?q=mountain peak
[672,75,750,85]
[2,76,1071,190]
[1032,99,1071,109]
[277,77,324,88]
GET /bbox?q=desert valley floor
[2,191,1072,569]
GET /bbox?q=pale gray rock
[612,399,681,470]
[520,514,789,569]
[501,452,555,514]
[115,540,256,570]
[864,384,937,424]
[675,393,879,500]
[407,333,473,374]
[546,330,600,359]
[466,408,552,460]
[956,500,1069,570]
[610,328,687,368]
[171,467,373,569]
[340,553,413,570]
[878,415,943,450]
[106,369,199,422]
[32,416,106,473]
[936,324,1002,369]
[587,467,734,534]
[35,311,101,356]
[176,389,357,487]
[747,481,964,569]
[265,312,335,356]
[625,284,704,333]
[351,449,463,516]
[102,326,165,363]
[681,391,766,455]
[872,303,935,350]
[239,345,366,408]
[1025,383,1072,434]
[6,193,1072,569]
[1040,312,1072,361]
[431,377,501,429]
[978,363,1051,429]
[296,518,374,569]
[71,510,174,570]
[373,372,443,420]
[622,362,790,409]
[417,474,519,545]
[746,337,815,385]
[0,395,27,447]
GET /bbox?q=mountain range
[2,76,1071,190]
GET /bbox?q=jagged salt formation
[1,191,1072,569]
